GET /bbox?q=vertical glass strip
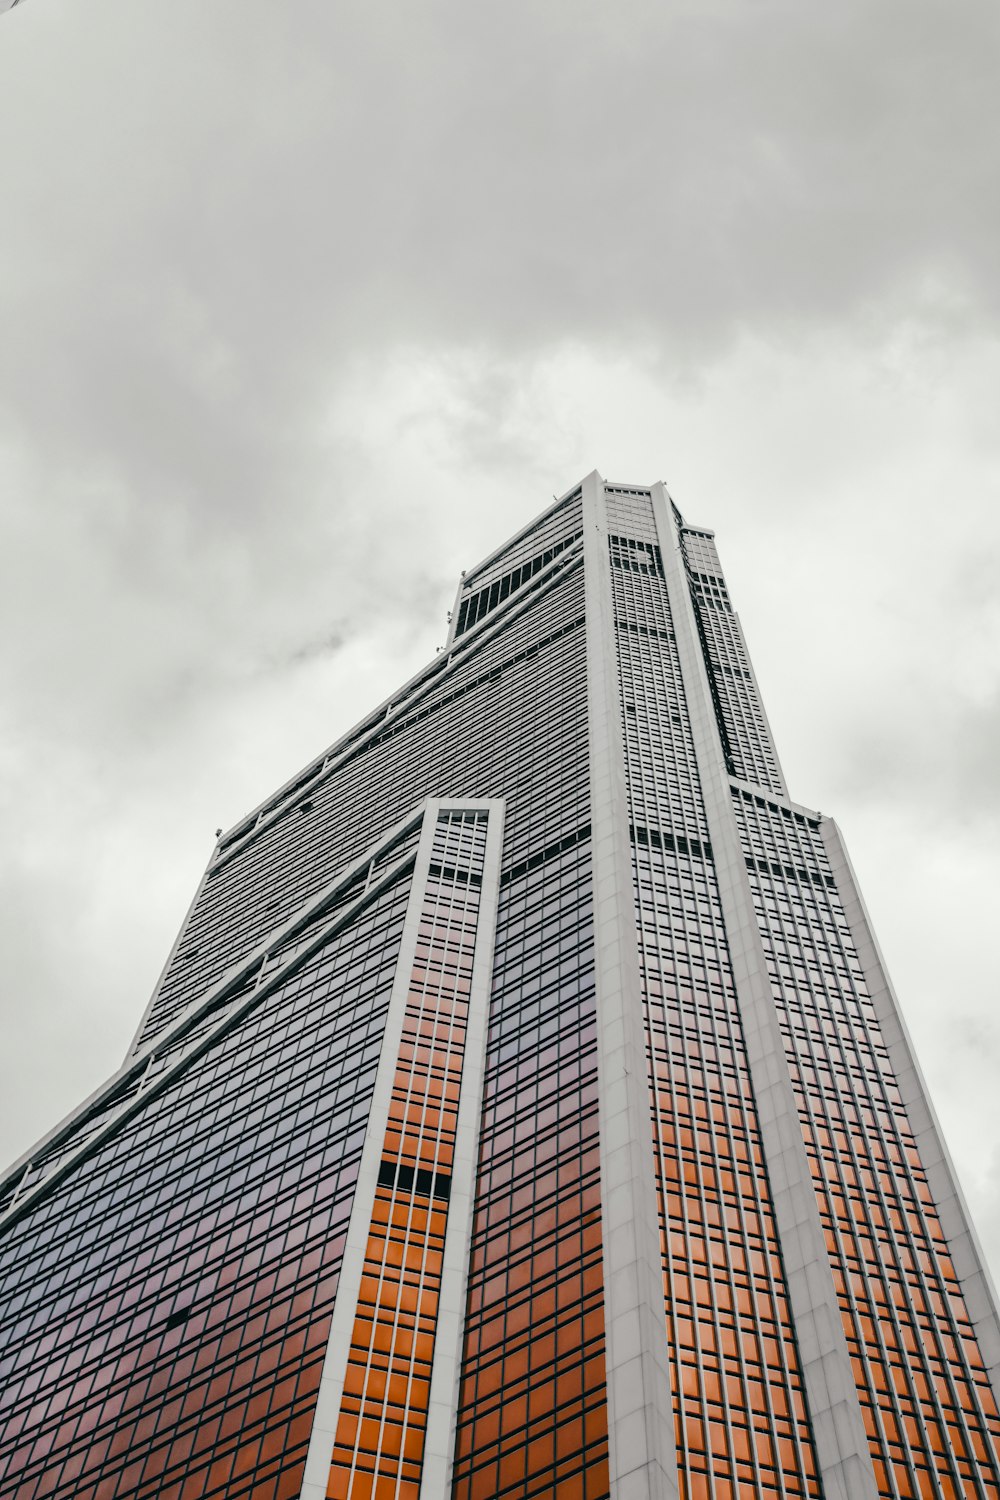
[326,812,489,1500]
[449,841,609,1500]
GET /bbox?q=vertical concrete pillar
[583,471,680,1500]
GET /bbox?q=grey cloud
[5,2,1000,440]
[3,0,997,704]
[2,0,1000,1295]
[284,632,348,668]
[799,618,1000,830]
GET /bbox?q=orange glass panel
[450,842,610,1500]
[327,815,487,1499]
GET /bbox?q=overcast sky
[1,0,998,1282]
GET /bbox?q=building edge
[820,816,1000,1397]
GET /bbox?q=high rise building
[1,473,998,1500]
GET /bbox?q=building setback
[1,473,998,1500]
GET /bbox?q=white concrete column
[652,483,879,1500]
[583,470,680,1500]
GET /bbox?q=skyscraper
[1,473,998,1500]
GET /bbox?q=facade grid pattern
[4,472,999,1500]
[450,839,609,1500]
[0,874,414,1500]
[132,551,607,1500]
[733,790,1000,1498]
[608,494,821,1500]
[2,550,612,1500]
[138,563,587,1047]
[605,489,654,536]
[327,812,489,1499]
[455,534,582,637]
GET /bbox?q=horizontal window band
[745,853,836,892]
[605,540,659,564]
[610,556,662,575]
[732,786,820,829]
[500,823,591,888]
[427,862,483,887]
[693,589,734,614]
[365,614,587,750]
[608,535,665,576]
[377,1158,452,1202]
[631,823,713,863]
[608,535,665,577]
[460,489,582,592]
[614,618,676,643]
[456,533,582,635]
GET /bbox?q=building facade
[1,473,998,1500]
